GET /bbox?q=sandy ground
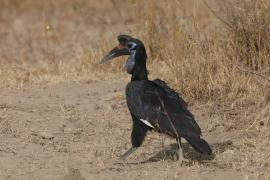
[0,77,268,180]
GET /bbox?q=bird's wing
[126,81,202,137]
[152,79,196,121]
[152,79,188,106]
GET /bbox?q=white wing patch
[140,119,154,128]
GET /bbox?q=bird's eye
[126,43,133,49]
[126,42,137,50]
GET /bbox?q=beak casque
[100,34,134,64]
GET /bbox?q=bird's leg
[120,147,138,161]
[176,137,188,162]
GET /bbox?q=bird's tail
[185,136,212,155]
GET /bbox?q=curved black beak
[100,45,131,64]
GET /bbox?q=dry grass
[0,0,270,176]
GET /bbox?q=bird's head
[100,35,147,74]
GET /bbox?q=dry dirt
[0,77,268,180]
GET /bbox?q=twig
[234,64,270,82]
[202,0,235,31]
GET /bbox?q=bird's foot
[119,147,138,162]
[119,154,128,162]
[172,150,189,164]
[178,153,189,163]
[114,157,126,166]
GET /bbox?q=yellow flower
[45,24,52,31]
[128,0,136,4]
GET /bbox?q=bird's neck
[131,54,148,81]
[131,67,148,81]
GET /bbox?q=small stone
[64,127,73,133]
[73,128,83,135]
[108,104,117,110]
[94,104,100,110]
[38,131,54,140]
[222,149,234,159]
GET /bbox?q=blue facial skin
[125,50,136,74]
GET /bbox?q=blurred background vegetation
[0,0,269,130]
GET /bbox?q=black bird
[101,35,212,161]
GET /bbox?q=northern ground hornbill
[100,35,212,161]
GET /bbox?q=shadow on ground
[114,140,234,167]
[144,140,233,163]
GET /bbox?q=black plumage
[101,35,212,161]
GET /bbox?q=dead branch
[202,0,235,31]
